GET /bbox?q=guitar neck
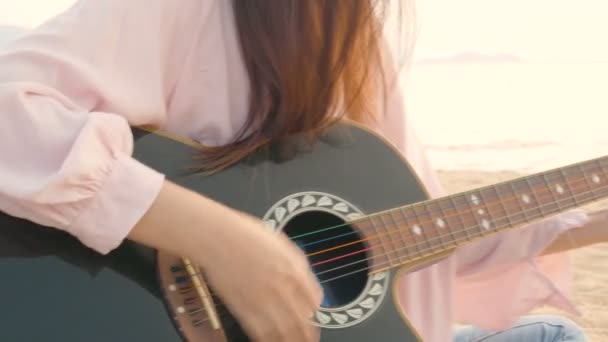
[361,155,608,269]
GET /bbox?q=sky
[0,1,75,27]
[1,0,607,62]
[414,0,608,62]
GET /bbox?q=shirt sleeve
[0,0,203,254]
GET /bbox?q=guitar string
[316,183,606,283]
[175,173,602,289]
[286,166,605,252]
[199,180,604,285]
[179,173,603,284]
[287,160,607,243]
[173,182,607,321]
[301,170,604,262]
[172,160,608,326]
[295,170,602,248]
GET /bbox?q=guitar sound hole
[282,211,368,308]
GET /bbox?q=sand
[437,170,608,341]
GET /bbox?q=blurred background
[2,0,607,339]
[2,0,607,173]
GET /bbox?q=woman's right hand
[128,180,323,342]
[200,212,323,341]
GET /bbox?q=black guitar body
[0,122,429,341]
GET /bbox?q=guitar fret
[357,218,390,269]
[529,174,554,218]
[425,200,453,249]
[527,176,553,218]
[532,174,555,213]
[505,181,531,224]
[596,159,608,198]
[436,197,462,245]
[369,215,395,267]
[412,202,437,254]
[377,213,403,264]
[478,186,499,229]
[591,161,605,199]
[454,196,471,241]
[400,207,424,257]
[477,187,498,233]
[388,209,412,261]
[462,191,490,238]
[487,185,512,231]
[540,173,562,214]
[423,202,442,249]
[449,195,472,242]
[581,162,605,200]
[575,163,596,202]
[559,168,586,207]
[521,177,543,218]
[545,170,576,209]
[551,170,571,210]
[488,184,512,229]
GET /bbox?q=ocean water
[403,62,608,173]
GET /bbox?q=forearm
[541,209,608,255]
[127,180,242,263]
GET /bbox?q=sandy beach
[438,170,608,341]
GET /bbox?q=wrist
[127,180,239,262]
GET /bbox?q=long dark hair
[197,0,413,172]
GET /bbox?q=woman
[0,1,603,341]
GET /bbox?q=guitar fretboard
[359,155,608,269]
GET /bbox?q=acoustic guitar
[1,121,606,341]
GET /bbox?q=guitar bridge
[158,253,228,341]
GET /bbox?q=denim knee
[514,315,587,341]
[453,314,588,342]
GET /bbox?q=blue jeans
[453,315,588,342]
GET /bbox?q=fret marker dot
[436,218,446,228]
[470,195,480,205]
[412,225,422,236]
[477,209,485,215]
[555,184,564,194]
[592,174,601,184]
[522,194,531,204]
[168,284,177,292]
[481,219,491,230]
[177,306,186,314]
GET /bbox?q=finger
[235,306,281,342]
[309,268,324,306]
[271,288,320,342]
[293,287,322,342]
[301,261,323,308]
[280,235,323,307]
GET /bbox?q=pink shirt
[0,1,587,340]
